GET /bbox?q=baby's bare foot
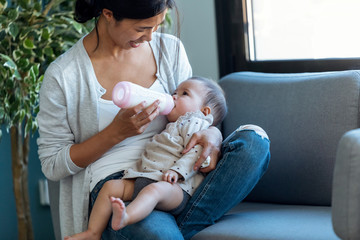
[64,230,99,240]
[111,197,128,230]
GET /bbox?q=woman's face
[167,80,208,122]
[105,9,167,50]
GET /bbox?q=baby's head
[167,77,227,126]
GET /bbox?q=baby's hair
[188,76,227,126]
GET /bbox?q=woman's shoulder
[48,37,88,72]
[42,36,95,94]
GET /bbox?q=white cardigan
[37,32,192,238]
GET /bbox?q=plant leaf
[0,53,16,70]
[0,107,4,119]
[8,8,19,21]
[44,47,53,56]
[29,65,36,82]
[32,64,39,77]
[41,28,50,40]
[0,30,6,41]
[9,22,20,39]
[0,15,6,24]
[34,2,41,12]
[23,38,35,49]
[18,58,29,69]
[72,21,83,34]
[12,49,22,61]
[0,54,21,79]
[0,0,8,14]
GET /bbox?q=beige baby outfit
[123,111,213,195]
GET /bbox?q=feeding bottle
[112,81,174,115]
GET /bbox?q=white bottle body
[112,81,174,115]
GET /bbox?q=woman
[37,0,270,239]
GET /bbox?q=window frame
[215,0,360,77]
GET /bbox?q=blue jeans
[92,129,270,240]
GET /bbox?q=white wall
[175,0,219,81]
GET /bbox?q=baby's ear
[201,106,211,116]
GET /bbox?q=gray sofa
[49,70,360,239]
[193,70,360,240]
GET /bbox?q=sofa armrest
[332,129,360,239]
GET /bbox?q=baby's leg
[65,179,135,240]
[111,181,183,230]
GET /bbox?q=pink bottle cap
[160,94,175,115]
[112,81,131,108]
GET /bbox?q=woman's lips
[130,41,141,48]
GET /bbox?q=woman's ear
[201,106,211,116]
[102,9,114,22]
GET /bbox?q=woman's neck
[83,18,129,60]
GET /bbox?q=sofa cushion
[192,202,340,240]
[219,71,360,205]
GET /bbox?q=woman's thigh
[177,129,271,240]
[102,209,184,240]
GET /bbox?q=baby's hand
[163,170,179,184]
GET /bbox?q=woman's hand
[183,126,222,173]
[163,170,180,183]
[69,100,160,168]
[109,100,161,142]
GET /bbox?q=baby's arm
[168,114,210,181]
[169,144,203,181]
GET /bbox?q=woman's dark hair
[74,0,175,23]
[189,76,228,126]
[74,0,180,71]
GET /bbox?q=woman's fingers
[135,101,160,127]
[194,141,220,172]
[111,100,160,139]
[183,127,222,172]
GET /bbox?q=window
[215,0,360,76]
[246,0,360,61]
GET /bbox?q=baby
[66,76,227,240]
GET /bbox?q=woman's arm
[70,101,161,168]
[38,65,161,180]
[182,126,222,173]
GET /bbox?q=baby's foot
[64,230,99,240]
[111,197,128,230]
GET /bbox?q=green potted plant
[0,0,89,239]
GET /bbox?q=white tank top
[90,80,168,191]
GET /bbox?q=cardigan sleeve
[37,62,83,181]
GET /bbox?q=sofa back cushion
[220,71,360,206]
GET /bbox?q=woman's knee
[223,127,269,153]
[221,128,270,172]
